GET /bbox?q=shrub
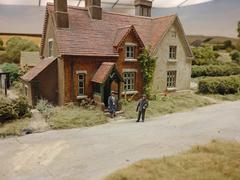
[192,45,220,65]
[0,63,20,82]
[192,63,240,77]
[36,99,54,119]
[0,96,31,123]
[231,51,240,64]
[198,75,240,94]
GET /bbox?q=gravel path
[0,101,240,180]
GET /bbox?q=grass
[122,92,214,119]
[105,140,240,180]
[0,118,31,138]
[206,93,240,101]
[47,105,108,129]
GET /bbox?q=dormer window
[125,43,137,61]
[48,39,53,57]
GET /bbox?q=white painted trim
[123,68,138,73]
[76,70,87,74]
[125,59,138,62]
[77,95,88,99]
[167,87,177,91]
[121,90,138,95]
[125,42,137,46]
[168,59,177,63]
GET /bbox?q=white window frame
[48,38,54,57]
[125,43,137,61]
[167,70,177,88]
[169,45,177,59]
[77,72,86,96]
[123,71,136,92]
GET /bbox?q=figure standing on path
[136,94,149,122]
[108,91,117,118]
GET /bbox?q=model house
[21,0,193,107]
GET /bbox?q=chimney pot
[85,0,102,20]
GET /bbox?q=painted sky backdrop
[0,0,239,37]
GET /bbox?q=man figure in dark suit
[108,91,117,118]
[136,94,149,122]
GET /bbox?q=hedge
[198,75,240,94]
[192,64,240,78]
[0,96,31,123]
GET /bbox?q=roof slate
[21,57,56,82]
[91,62,115,83]
[44,4,178,57]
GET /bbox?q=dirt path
[0,101,240,180]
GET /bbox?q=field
[0,34,41,46]
[105,140,240,180]
[187,35,239,46]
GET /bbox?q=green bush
[0,63,20,82]
[192,45,220,65]
[231,51,240,64]
[36,99,54,119]
[192,63,240,77]
[0,96,31,123]
[198,75,240,94]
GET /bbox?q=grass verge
[47,105,108,129]
[105,140,240,180]
[122,92,214,119]
[0,118,30,138]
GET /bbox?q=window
[169,46,177,59]
[167,71,177,88]
[171,31,177,38]
[48,39,53,57]
[78,73,85,95]
[123,72,135,91]
[141,7,150,16]
[125,45,135,59]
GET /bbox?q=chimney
[85,0,102,20]
[54,0,69,28]
[134,0,152,17]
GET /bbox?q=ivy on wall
[138,47,157,97]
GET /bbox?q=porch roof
[91,62,123,84]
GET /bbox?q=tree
[231,51,240,64]
[0,63,20,82]
[5,37,39,64]
[192,45,219,65]
[238,21,240,38]
[138,47,157,97]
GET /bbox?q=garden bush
[0,96,31,123]
[192,45,220,65]
[192,63,240,77]
[36,99,54,119]
[0,63,20,82]
[198,75,240,94]
[231,51,240,64]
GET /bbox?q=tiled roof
[91,62,115,83]
[21,57,56,82]
[20,51,40,67]
[42,4,180,57]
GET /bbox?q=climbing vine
[138,47,157,97]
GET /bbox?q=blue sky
[0,0,239,37]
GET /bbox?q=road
[0,101,240,180]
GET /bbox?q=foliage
[105,140,240,180]
[36,99,54,119]
[0,63,20,82]
[0,117,31,138]
[47,104,107,129]
[192,45,220,65]
[198,75,240,94]
[223,40,234,49]
[230,51,240,64]
[191,63,240,77]
[0,96,31,123]
[0,38,3,47]
[122,92,214,119]
[5,37,39,64]
[238,21,240,38]
[138,47,157,97]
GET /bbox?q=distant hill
[187,35,239,46]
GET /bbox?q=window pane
[167,71,176,88]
